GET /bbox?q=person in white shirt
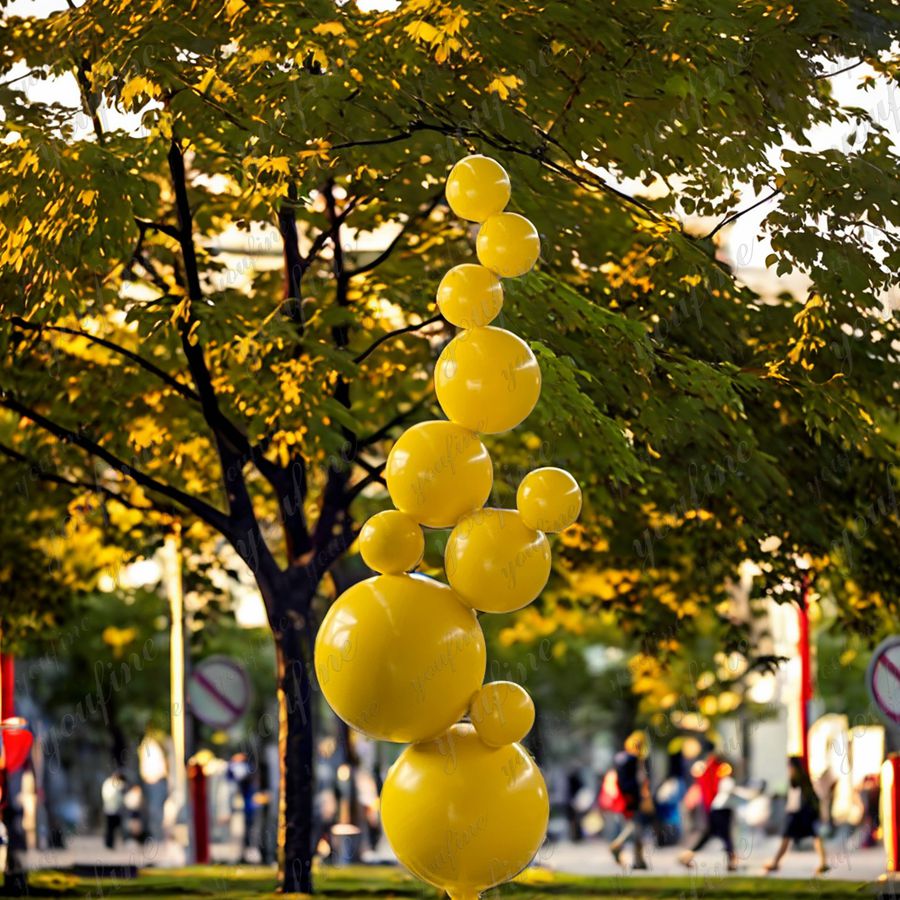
[679,761,749,871]
[100,771,126,849]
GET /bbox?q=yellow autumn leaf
[120,75,160,107]
[486,74,522,100]
[313,21,345,36]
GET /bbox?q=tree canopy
[1,0,899,889]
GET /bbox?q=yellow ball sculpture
[445,155,511,223]
[385,420,493,528]
[469,682,535,748]
[316,156,580,900]
[444,508,551,613]
[381,724,549,900]
[359,510,424,575]
[314,574,486,743]
[434,327,541,434]
[476,212,540,278]
[436,264,503,328]
[516,467,583,532]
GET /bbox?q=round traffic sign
[867,637,900,726]
[188,656,250,729]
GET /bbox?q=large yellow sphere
[476,213,540,278]
[314,574,485,743]
[445,508,551,613]
[385,420,494,528]
[516,467,582,533]
[359,510,424,574]
[381,724,549,899]
[435,327,541,434]
[436,264,503,328]
[470,682,535,747]
[445,155,511,223]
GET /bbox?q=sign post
[867,636,900,882]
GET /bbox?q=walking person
[609,731,652,870]
[100,770,125,850]
[764,757,830,876]
[679,761,748,872]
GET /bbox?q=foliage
[1,0,899,886]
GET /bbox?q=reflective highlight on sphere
[516,467,582,533]
[470,681,535,747]
[381,724,549,899]
[437,264,504,328]
[434,327,541,434]
[314,574,486,743]
[385,420,494,528]
[445,155,511,223]
[359,510,425,574]
[476,213,540,278]
[445,508,551,613]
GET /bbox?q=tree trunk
[275,607,316,894]
[1,770,28,896]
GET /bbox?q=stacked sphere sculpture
[314,155,582,900]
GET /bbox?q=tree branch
[8,316,199,402]
[0,440,175,516]
[353,314,443,365]
[0,394,230,530]
[344,192,443,278]
[702,189,782,240]
[813,59,866,80]
[358,396,430,448]
[344,462,386,505]
[167,138,280,579]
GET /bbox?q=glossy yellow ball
[470,682,535,747]
[476,213,540,278]
[516,467,582,533]
[436,264,504,328]
[381,724,549,900]
[445,508,551,613]
[445,155,511,223]
[385,420,494,528]
[358,510,425,574]
[314,574,486,743]
[434,327,541,434]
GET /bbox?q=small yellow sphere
[381,724,549,899]
[436,264,504,328]
[435,327,541,434]
[359,510,424,574]
[445,155,511,223]
[516,467,582,533]
[314,574,486,743]
[386,420,493,528]
[470,682,535,747]
[445,508,551,613]
[476,213,540,278]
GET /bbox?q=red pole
[188,762,210,864]
[883,755,900,874]
[1,654,13,720]
[797,574,812,772]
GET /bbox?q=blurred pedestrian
[609,731,652,869]
[764,757,829,876]
[122,781,145,843]
[679,761,750,871]
[227,752,257,863]
[566,767,585,842]
[100,770,125,849]
[653,743,687,846]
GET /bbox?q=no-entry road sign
[187,656,250,729]
[867,636,900,726]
